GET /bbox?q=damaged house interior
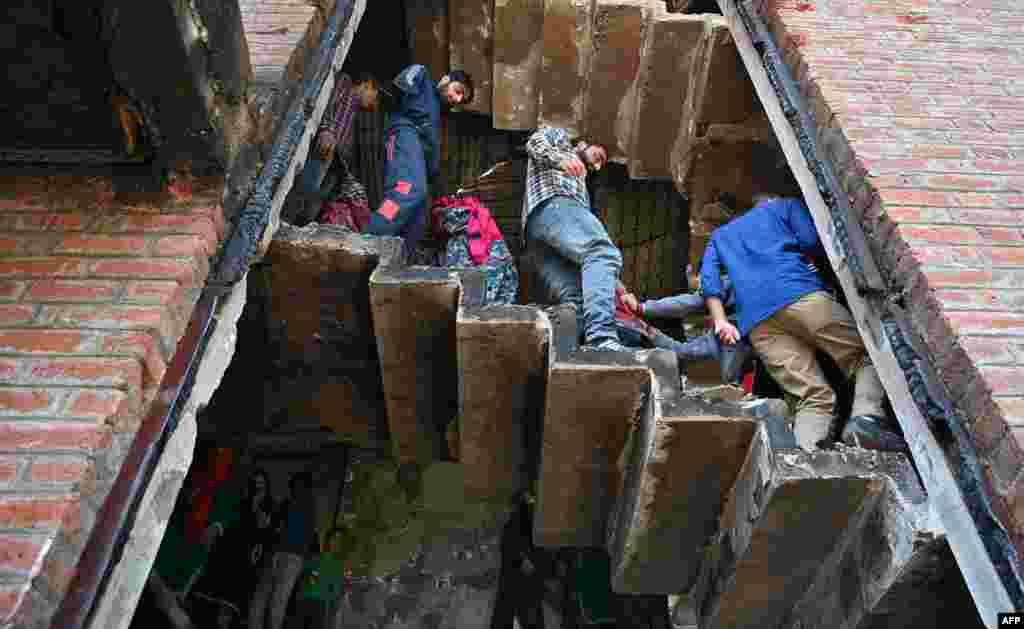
[0,1,1021,628]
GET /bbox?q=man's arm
[787,199,827,259]
[526,126,582,174]
[393,64,428,95]
[700,240,740,344]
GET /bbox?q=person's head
[574,139,608,173]
[437,70,474,107]
[353,73,380,111]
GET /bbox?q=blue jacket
[390,64,441,183]
[700,198,829,336]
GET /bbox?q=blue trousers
[526,197,622,344]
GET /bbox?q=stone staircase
[442,0,763,182]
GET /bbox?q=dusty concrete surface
[609,396,758,595]
[695,428,899,629]
[538,0,595,136]
[263,223,400,441]
[90,276,248,629]
[457,305,550,500]
[493,0,545,130]
[627,12,705,179]
[449,0,494,115]
[406,0,449,80]
[370,266,461,465]
[584,0,648,161]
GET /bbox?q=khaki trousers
[750,291,886,434]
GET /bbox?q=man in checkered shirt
[523,126,626,351]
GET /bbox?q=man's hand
[713,318,740,345]
[317,130,337,160]
[622,291,640,314]
[560,156,587,177]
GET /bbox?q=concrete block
[493,0,545,129]
[696,429,892,629]
[538,0,596,136]
[627,12,706,179]
[370,266,462,465]
[787,454,985,629]
[406,0,450,80]
[449,0,494,115]
[457,303,550,499]
[534,308,680,547]
[608,396,758,594]
[583,0,649,162]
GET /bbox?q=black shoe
[840,415,908,452]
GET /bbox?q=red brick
[4,213,90,231]
[990,247,1024,266]
[29,457,88,483]
[0,585,25,623]
[0,330,85,354]
[24,280,120,303]
[0,421,108,451]
[65,389,130,421]
[53,235,148,256]
[960,336,1018,364]
[0,304,35,325]
[153,234,213,257]
[0,389,58,415]
[977,227,1024,243]
[897,224,980,243]
[921,267,994,288]
[41,304,168,332]
[947,311,1024,336]
[25,357,142,391]
[0,258,85,277]
[99,332,166,384]
[0,534,47,573]
[123,280,184,305]
[0,495,78,531]
[88,258,197,283]
[0,280,25,301]
[0,238,21,254]
[980,367,1024,396]
[0,457,19,482]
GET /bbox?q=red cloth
[185,447,235,544]
[431,195,503,266]
[614,285,655,337]
[321,198,372,231]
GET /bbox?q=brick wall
[0,175,223,626]
[754,0,1024,561]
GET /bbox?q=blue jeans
[640,278,735,319]
[526,197,622,344]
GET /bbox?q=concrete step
[456,298,551,500]
[694,428,913,629]
[406,0,450,80]
[369,265,465,464]
[449,0,494,115]
[537,0,596,137]
[262,222,401,441]
[625,11,707,179]
[493,0,545,130]
[581,0,651,165]
[533,304,681,548]
[607,397,790,595]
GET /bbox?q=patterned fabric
[523,126,591,240]
[318,165,371,231]
[432,196,519,305]
[318,73,360,160]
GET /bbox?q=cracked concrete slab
[493,0,545,129]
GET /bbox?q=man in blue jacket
[363,64,474,256]
[701,193,906,452]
